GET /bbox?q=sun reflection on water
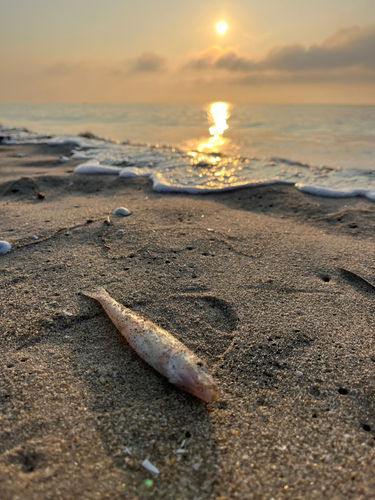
[197,102,230,153]
[183,101,243,190]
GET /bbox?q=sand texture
[1,144,375,500]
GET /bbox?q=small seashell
[141,459,159,474]
[176,449,187,454]
[32,235,39,240]
[193,463,201,471]
[112,207,132,217]
[62,310,73,317]
[59,156,69,163]
[0,241,11,254]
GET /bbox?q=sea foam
[2,123,375,201]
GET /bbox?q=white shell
[0,241,11,254]
[112,207,131,216]
[141,459,159,474]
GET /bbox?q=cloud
[185,25,375,73]
[130,52,167,73]
[44,61,88,76]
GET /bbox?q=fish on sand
[81,287,219,402]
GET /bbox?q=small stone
[193,463,201,471]
[141,459,159,474]
[44,467,54,478]
[59,156,69,163]
[37,192,46,199]
[112,207,132,216]
[0,241,11,254]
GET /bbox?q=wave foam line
[75,162,375,200]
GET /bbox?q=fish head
[168,355,219,402]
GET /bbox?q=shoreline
[1,142,375,499]
[2,122,375,202]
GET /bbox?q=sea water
[0,103,374,199]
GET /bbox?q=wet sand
[1,143,375,500]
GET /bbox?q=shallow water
[1,103,374,199]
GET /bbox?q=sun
[216,21,227,35]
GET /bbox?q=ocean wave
[1,123,374,201]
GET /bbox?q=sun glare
[198,102,229,152]
[216,21,227,35]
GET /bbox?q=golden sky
[1,0,375,104]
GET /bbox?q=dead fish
[81,287,219,402]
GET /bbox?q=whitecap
[71,151,91,160]
[75,162,123,175]
[297,184,375,200]
[119,167,151,178]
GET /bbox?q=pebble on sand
[59,156,69,163]
[141,459,160,474]
[112,207,132,216]
[0,241,11,254]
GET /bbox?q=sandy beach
[1,142,375,500]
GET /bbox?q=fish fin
[81,286,109,301]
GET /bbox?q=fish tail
[81,286,110,301]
